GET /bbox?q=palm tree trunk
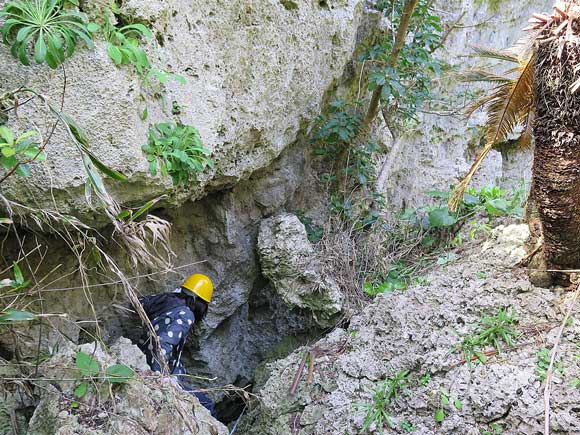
[531,38,580,283]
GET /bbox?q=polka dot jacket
[138,302,195,375]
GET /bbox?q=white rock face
[376,0,550,213]
[0,0,362,221]
[483,224,530,266]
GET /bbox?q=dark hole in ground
[214,377,251,425]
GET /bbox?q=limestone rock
[241,224,580,434]
[482,224,530,266]
[23,340,227,435]
[375,0,544,217]
[258,213,342,327]
[0,0,363,224]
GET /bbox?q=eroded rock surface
[0,0,363,223]
[241,225,580,434]
[258,213,343,327]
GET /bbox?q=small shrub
[142,122,213,185]
[312,100,362,148]
[455,307,518,365]
[0,0,96,68]
[355,369,409,434]
[363,0,445,126]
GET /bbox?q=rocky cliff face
[0,0,557,432]
[0,0,363,222]
[374,0,548,210]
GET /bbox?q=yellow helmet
[181,274,214,303]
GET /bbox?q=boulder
[258,213,342,327]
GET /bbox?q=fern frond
[449,53,535,211]
[470,46,520,63]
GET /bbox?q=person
[137,273,216,416]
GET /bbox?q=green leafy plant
[401,184,525,249]
[312,100,386,229]
[433,388,462,424]
[480,423,505,435]
[74,351,134,402]
[535,347,563,383]
[312,100,362,148]
[419,372,431,386]
[400,420,416,432]
[0,309,35,324]
[0,126,45,177]
[142,122,213,185]
[295,211,324,243]
[434,389,448,423]
[0,0,95,68]
[355,369,409,434]
[363,0,444,127]
[116,196,166,223]
[100,16,152,75]
[363,262,410,296]
[98,16,185,86]
[455,307,518,365]
[0,262,31,292]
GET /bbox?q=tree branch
[361,0,420,130]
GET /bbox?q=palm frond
[464,90,503,118]
[469,46,519,63]
[458,69,514,83]
[516,110,534,149]
[484,54,535,146]
[449,53,535,211]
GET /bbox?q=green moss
[280,0,299,11]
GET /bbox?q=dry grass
[316,213,430,312]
